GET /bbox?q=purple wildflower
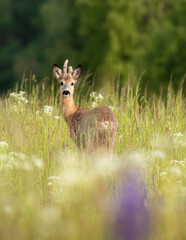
[113,171,150,240]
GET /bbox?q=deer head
[53,59,83,98]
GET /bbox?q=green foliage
[0,0,185,93]
[38,0,80,71]
[138,0,186,91]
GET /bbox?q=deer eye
[60,82,64,86]
[71,82,74,86]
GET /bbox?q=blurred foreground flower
[173,132,184,137]
[160,172,167,177]
[8,152,17,157]
[47,182,53,186]
[151,150,166,159]
[0,141,9,149]
[32,157,43,169]
[169,167,182,176]
[113,171,150,240]
[48,176,61,183]
[170,160,179,165]
[3,205,14,215]
[179,160,185,167]
[4,163,13,170]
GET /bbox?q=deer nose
[62,90,70,97]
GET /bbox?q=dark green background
[0,0,185,94]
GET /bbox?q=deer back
[70,106,117,149]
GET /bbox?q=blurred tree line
[0,0,185,94]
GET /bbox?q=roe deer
[52,59,117,153]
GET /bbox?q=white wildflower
[0,141,9,149]
[92,101,97,108]
[151,150,166,159]
[19,91,26,96]
[48,176,61,185]
[90,92,97,98]
[48,176,61,181]
[179,160,185,167]
[54,116,60,119]
[97,93,104,100]
[20,97,28,103]
[160,172,167,177]
[170,160,179,165]
[22,162,33,171]
[10,92,28,104]
[108,105,114,111]
[173,132,184,137]
[32,157,43,169]
[36,110,40,115]
[8,152,17,157]
[3,205,13,214]
[10,92,17,98]
[169,167,182,176]
[44,105,53,116]
[4,163,13,170]
[47,182,53,186]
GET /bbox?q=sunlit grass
[0,76,185,239]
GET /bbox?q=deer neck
[60,96,78,124]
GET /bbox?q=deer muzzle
[62,90,71,97]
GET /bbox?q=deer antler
[63,59,68,73]
[69,66,73,74]
[63,59,73,75]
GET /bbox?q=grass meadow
[0,75,186,240]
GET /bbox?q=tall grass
[0,74,185,240]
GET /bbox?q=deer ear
[52,64,63,80]
[73,64,83,80]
